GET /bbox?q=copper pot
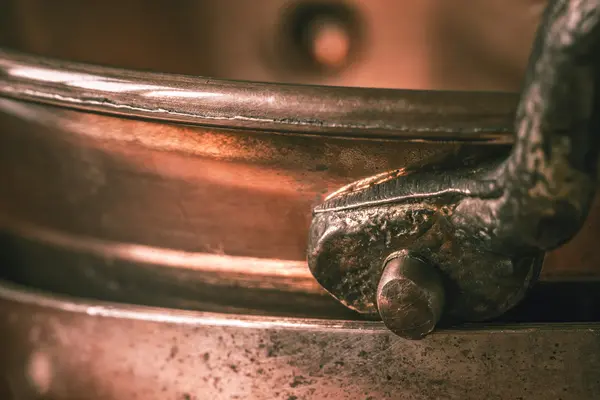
[1,1,599,399]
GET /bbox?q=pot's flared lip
[3,279,600,333]
[0,48,518,142]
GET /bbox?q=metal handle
[307,0,600,339]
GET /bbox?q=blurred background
[0,0,547,91]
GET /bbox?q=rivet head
[376,252,445,339]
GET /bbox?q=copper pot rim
[0,48,518,143]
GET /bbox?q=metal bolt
[376,251,445,339]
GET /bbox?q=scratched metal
[307,0,600,334]
[0,49,517,141]
[0,281,599,400]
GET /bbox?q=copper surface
[1,2,600,399]
[0,97,598,298]
[0,0,598,316]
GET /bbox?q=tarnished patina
[308,0,600,338]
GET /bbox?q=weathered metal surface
[308,0,600,335]
[0,95,598,317]
[376,252,446,339]
[0,1,597,303]
[0,3,598,399]
[308,160,544,325]
[0,281,599,400]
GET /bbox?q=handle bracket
[307,0,600,338]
